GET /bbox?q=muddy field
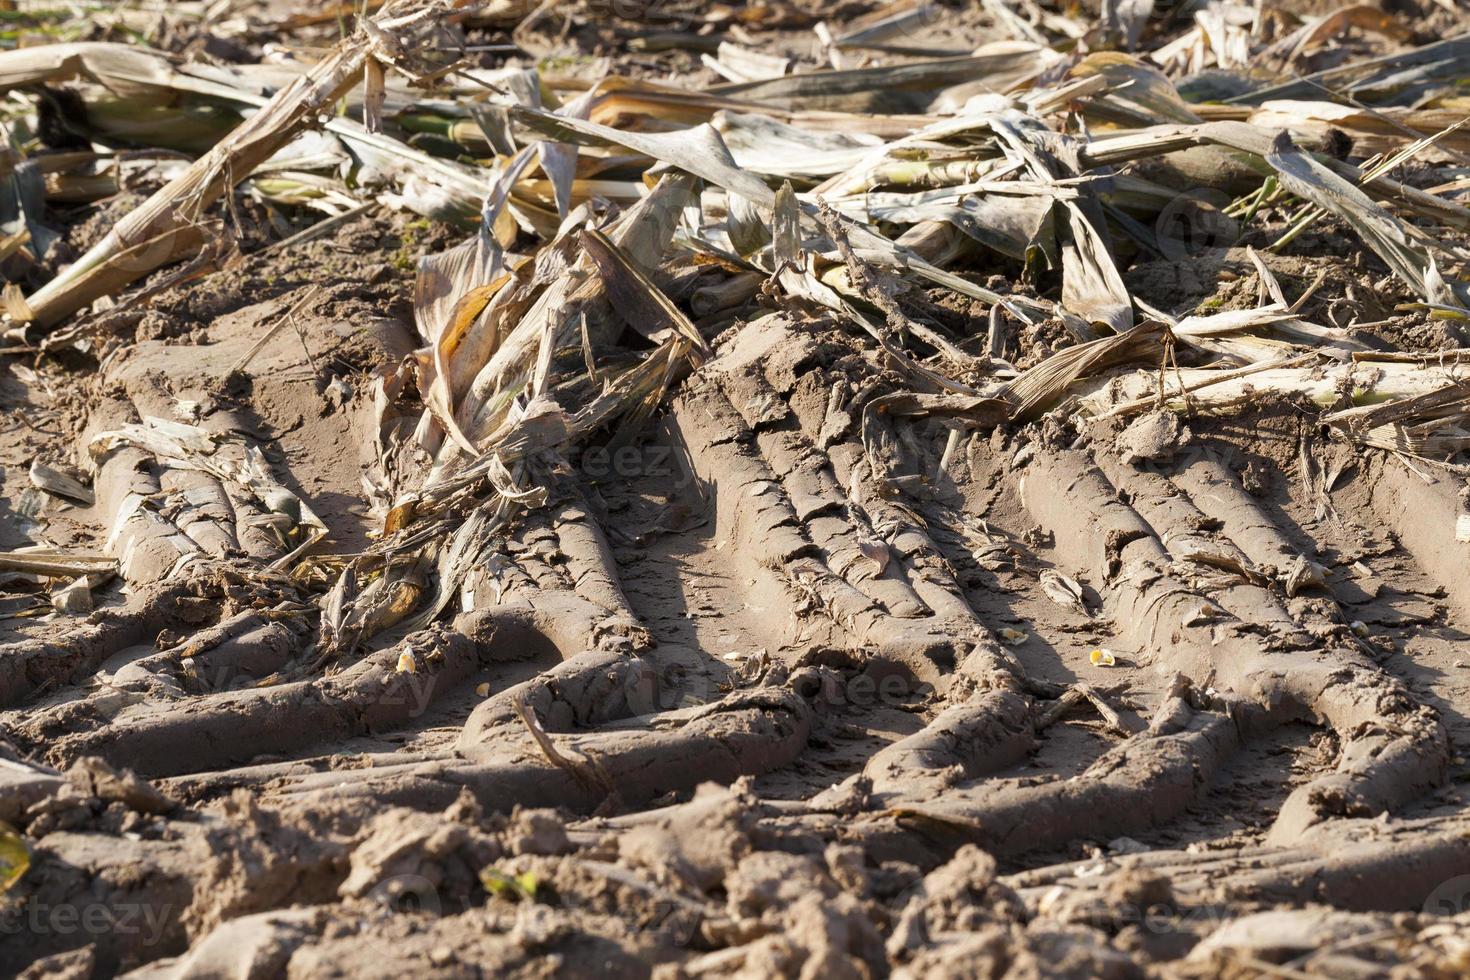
[3,0,1470,977]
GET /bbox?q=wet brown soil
[3,2,1470,978]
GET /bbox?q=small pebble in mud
[365,262,395,285]
[1239,459,1273,496]
[506,809,570,856]
[323,377,352,412]
[1116,411,1191,465]
[1104,868,1173,909]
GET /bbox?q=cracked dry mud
[3,211,1470,978]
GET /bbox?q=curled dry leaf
[1039,568,1089,616]
[857,538,891,575]
[28,460,93,506]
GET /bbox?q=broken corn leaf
[858,538,891,574]
[481,866,538,901]
[0,823,29,894]
[384,500,418,536]
[1090,648,1117,668]
[29,460,94,506]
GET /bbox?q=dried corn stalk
[13,2,463,327]
[88,417,328,570]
